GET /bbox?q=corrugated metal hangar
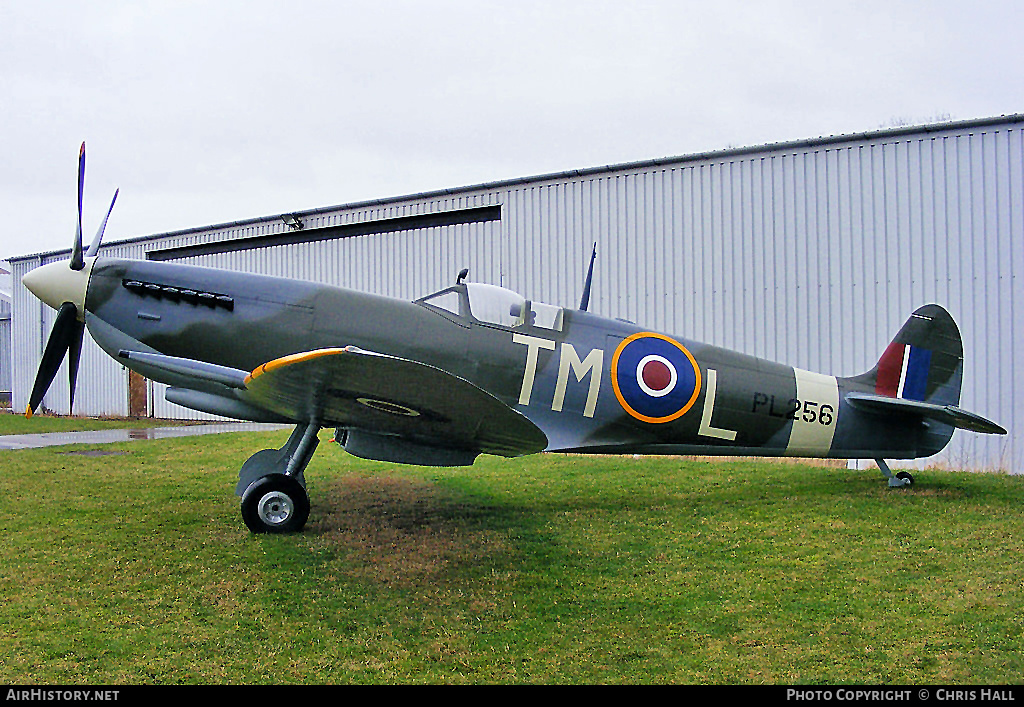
[7,114,1023,472]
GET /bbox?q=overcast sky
[1,0,1020,263]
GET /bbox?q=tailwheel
[241,474,310,534]
[876,458,914,488]
[895,470,914,486]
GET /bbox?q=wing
[119,346,548,458]
[243,347,549,457]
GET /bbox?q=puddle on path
[0,423,290,450]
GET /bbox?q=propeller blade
[68,317,85,413]
[26,302,81,417]
[70,142,86,271]
[86,188,118,257]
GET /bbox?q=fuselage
[65,257,952,460]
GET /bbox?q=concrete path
[0,423,290,450]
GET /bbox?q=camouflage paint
[82,258,970,462]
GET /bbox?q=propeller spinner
[22,142,117,417]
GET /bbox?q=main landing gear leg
[876,458,914,488]
[236,422,321,533]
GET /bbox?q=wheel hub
[257,490,294,526]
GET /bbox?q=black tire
[896,470,915,486]
[240,474,310,534]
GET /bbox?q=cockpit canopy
[417,281,564,331]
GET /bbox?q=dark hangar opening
[145,204,502,261]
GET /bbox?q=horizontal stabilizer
[845,392,1007,435]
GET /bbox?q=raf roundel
[611,333,702,423]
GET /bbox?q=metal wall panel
[0,298,11,395]
[492,121,1023,472]
[8,117,1022,471]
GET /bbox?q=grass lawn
[0,424,1020,684]
[0,411,198,434]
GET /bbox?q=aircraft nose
[22,258,94,315]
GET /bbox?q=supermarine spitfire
[22,145,1007,533]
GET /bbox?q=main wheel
[241,474,310,533]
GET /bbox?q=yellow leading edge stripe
[244,347,350,385]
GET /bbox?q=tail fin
[846,304,1005,436]
[854,304,963,406]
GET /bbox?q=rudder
[852,304,963,407]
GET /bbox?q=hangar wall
[0,296,10,404]
[9,115,1023,471]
